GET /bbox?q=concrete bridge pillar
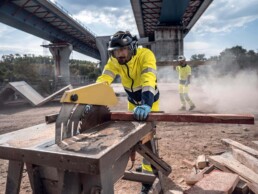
[96,36,110,70]
[151,26,184,66]
[47,43,73,86]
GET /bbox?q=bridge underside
[131,0,212,63]
[0,0,100,59]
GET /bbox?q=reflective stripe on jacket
[96,47,159,107]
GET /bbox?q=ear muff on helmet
[108,31,138,57]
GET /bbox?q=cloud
[74,7,138,36]
[184,41,222,59]
[0,25,49,56]
[192,0,258,35]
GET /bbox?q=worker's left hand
[133,104,151,121]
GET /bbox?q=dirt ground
[0,83,258,194]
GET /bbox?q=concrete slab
[0,81,72,106]
[2,81,44,106]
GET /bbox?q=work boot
[179,106,186,111]
[140,184,152,194]
[136,165,142,172]
[189,105,196,111]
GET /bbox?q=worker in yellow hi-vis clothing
[96,31,159,194]
[176,55,195,111]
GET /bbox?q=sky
[0,0,258,62]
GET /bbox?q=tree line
[0,54,101,94]
[0,45,257,93]
[190,45,258,77]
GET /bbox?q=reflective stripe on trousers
[142,158,153,173]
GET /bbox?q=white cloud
[74,7,138,36]
[184,41,222,59]
[192,0,258,35]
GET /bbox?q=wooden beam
[46,112,255,125]
[122,171,156,184]
[247,182,258,194]
[111,112,254,124]
[232,148,258,174]
[209,152,258,184]
[222,139,258,157]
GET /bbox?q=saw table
[0,119,165,194]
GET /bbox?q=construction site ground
[0,83,258,194]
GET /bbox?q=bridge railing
[45,0,96,37]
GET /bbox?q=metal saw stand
[0,120,171,194]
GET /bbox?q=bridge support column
[96,36,110,70]
[151,26,183,66]
[46,43,73,86]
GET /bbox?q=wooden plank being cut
[111,112,254,124]
[232,148,258,174]
[46,113,255,125]
[185,171,239,194]
[222,139,258,157]
[209,152,258,184]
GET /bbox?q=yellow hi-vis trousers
[178,84,194,107]
[128,100,159,173]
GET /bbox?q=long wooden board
[111,112,255,124]
[232,148,258,174]
[222,139,258,157]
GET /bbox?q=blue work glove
[133,105,151,121]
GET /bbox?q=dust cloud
[196,65,258,114]
[157,62,258,114]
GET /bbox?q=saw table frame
[0,120,167,194]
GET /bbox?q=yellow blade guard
[60,83,118,106]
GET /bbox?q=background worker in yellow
[176,55,196,111]
[96,31,159,194]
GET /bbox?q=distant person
[96,30,159,194]
[176,55,195,111]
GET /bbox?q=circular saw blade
[79,105,111,133]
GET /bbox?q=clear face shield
[108,35,136,64]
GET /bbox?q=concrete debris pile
[182,138,258,194]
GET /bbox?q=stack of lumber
[183,138,258,194]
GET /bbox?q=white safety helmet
[177,55,186,61]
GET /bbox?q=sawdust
[0,87,258,193]
[59,121,146,154]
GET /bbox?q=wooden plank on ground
[232,148,258,174]
[222,138,258,157]
[209,152,258,184]
[185,171,239,194]
[208,154,232,173]
[247,182,258,194]
[252,141,258,146]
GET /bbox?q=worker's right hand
[133,104,151,121]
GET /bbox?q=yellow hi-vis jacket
[96,47,159,108]
[176,64,191,84]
